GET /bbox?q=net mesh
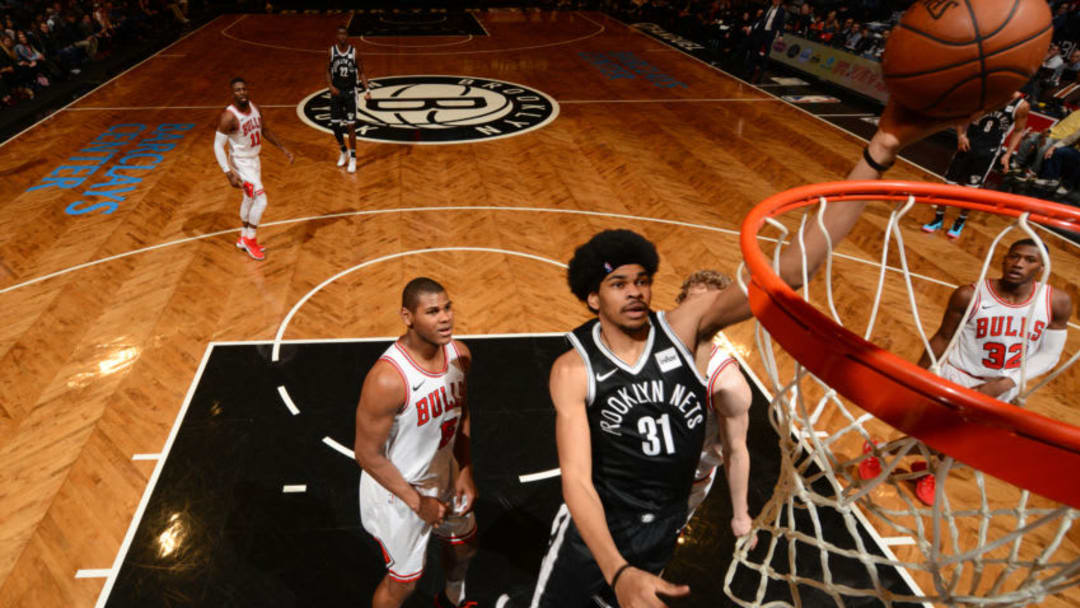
[724,193,1080,608]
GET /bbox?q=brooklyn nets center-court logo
[297,75,558,144]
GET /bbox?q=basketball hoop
[726,181,1080,607]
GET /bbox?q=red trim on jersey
[372,536,424,582]
[706,357,737,413]
[693,467,717,484]
[388,568,424,583]
[228,102,255,117]
[984,279,1040,308]
[438,523,478,545]
[393,341,449,378]
[379,355,411,410]
[1045,284,1054,320]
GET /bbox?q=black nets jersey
[567,311,708,515]
[967,97,1021,149]
[328,44,359,92]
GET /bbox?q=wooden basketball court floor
[0,9,1077,607]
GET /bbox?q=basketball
[882,0,1052,118]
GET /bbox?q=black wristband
[863,146,893,173]
[611,563,633,589]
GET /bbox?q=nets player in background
[213,77,293,261]
[353,278,478,608]
[328,25,370,174]
[518,101,954,608]
[922,92,1030,239]
[674,271,753,539]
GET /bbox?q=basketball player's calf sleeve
[240,195,253,223]
[247,192,268,226]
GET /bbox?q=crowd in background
[0,0,193,109]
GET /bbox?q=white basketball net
[724,196,1080,608]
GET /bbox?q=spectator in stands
[791,2,813,36]
[745,0,785,82]
[14,29,56,86]
[1015,110,1080,179]
[0,33,35,99]
[61,12,97,60]
[817,10,839,45]
[35,19,82,74]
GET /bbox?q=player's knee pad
[247,191,268,226]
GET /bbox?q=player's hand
[957,133,971,153]
[453,467,478,515]
[364,91,372,101]
[1000,151,1011,170]
[972,377,1016,398]
[872,102,961,161]
[415,495,447,526]
[329,85,340,96]
[1044,143,1061,159]
[225,171,241,188]
[732,514,756,549]
[613,566,690,608]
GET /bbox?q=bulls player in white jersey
[674,270,753,541]
[213,77,293,261]
[919,238,1071,403]
[354,277,477,608]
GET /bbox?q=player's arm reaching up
[692,102,961,341]
[213,110,242,189]
[353,361,446,527]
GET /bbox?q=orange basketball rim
[740,180,1080,509]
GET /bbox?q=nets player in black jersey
[922,92,1030,240]
[516,103,955,608]
[328,25,370,174]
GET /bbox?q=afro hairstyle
[567,229,659,306]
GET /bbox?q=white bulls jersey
[948,279,1055,377]
[225,102,262,159]
[695,345,737,477]
[376,340,467,488]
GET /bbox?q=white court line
[271,247,568,361]
[0,16,221,150]
[91,343,214,605]
[76,569,112,579]
[154,53,186,57]
[4,204,1073,331]
[610,14,946,181]
[282,484,307,493]
[131,453,160,461]
[322,436,356,460]
[64,104,296,111]
[276,385,300,416]
[221,11,605,56]
[211,332,566,346]
[519,468,562,483]
[559,98,777,104]
[2,204,1075,332]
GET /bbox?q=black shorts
[945,145,999,187]
[330,90,357,126]
[530,503,685,608]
